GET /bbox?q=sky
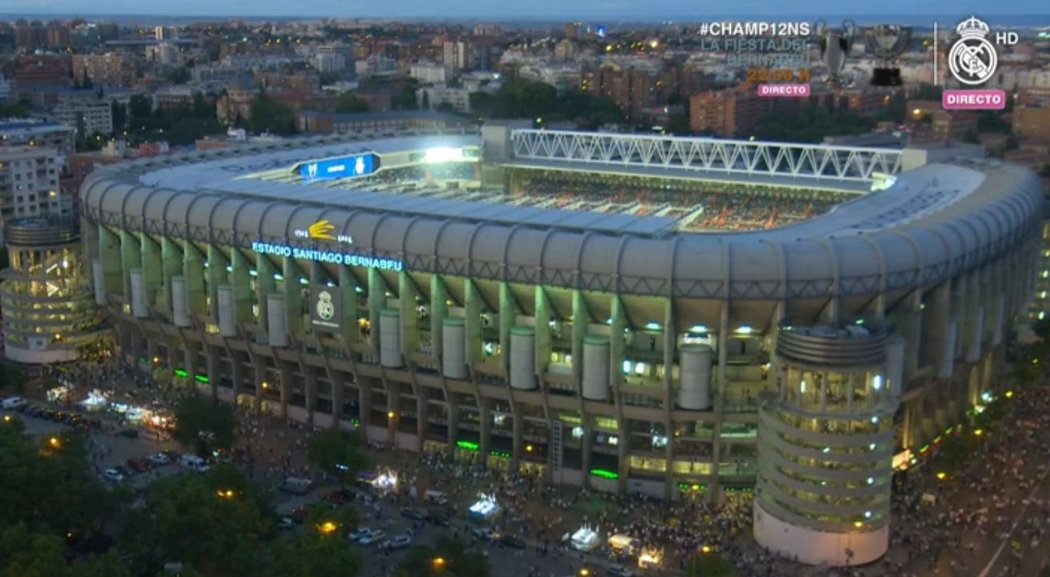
[1,0,1049,20]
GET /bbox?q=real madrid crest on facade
[948,16,998,86]
[316,290,335,321]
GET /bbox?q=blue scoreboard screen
[298,153,379,182]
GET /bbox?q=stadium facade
[80,127,1045,566]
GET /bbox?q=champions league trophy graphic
[867,25,912,86]
[815,20,857,86]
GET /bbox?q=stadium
[79,125,1044,566]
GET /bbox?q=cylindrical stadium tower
[0,218,105,363]
[754,325,903,566]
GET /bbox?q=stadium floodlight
[423,147,465,164]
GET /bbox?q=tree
[249,96,297,136]
[335,92,370,113]
[306,428,369,484]
[394,536,489,577]
[167,66,190,85]
[1035,317,1050,342]
[172,394,237,456]
[0,524,69,577]
[494,77,557,119]
[468,91,496,116]
[128,94,153,121]
[69,553,133,577]
[110,101,127,134]
[685,552,734,577]
[0,361,25,393]
[121,469,271,577]
[265,531,362,577]
[0,426,113,535]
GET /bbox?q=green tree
[167,66,191,85]
[468,91,496,116]
[495,77,557,119]
[110,101,127,134]
[0,100,32,118]
[685,552,734,577]
[172,394,237,456]
[335,92,370,113]
[128,94,154,121]
[0,361,25,392]
[69,553,133,577]
[0,524,69,577]
[249,96,297,135]
[121,469,271,577]
[394,536,489,577]
[1035,317,1050,341]
[265,531,362,577]
[0,427,113,535]
[306,428,369,484]
[392,79,421,110]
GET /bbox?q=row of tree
[0,390,492,577]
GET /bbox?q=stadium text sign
[251,241,404,272]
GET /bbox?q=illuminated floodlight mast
[423,147,466,164]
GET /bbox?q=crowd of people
[23,335,1050,577]
[514,175,847,232]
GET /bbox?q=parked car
[147,453,171,466]
[381,535,412,550]
[357,529,385,546]
[117,428,139,439]
[179,454,210,473]
[114,465,133,479]
[1,396,27,410]
[279,477,313,495]
[426,512,451,527]
[498,535,527,550]
[472,527,497,542]
[347,528,372,541]
[103,468,125,483]
[126,458,151,474]
[607,566,638,577]
[400,507,427,521]
[277,517,296,531]
[322,488,354,506]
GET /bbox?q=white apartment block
[0,146,69,223]
[410,63,447,84]
[416,85,471,113]
[51,101,113,137]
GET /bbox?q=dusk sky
[1,0,1049,19]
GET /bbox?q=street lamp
[49,437,61,449]
[431,557,447,571]
[216,489,235,499]
[317,521,338,535]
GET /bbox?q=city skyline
[1,0,1050,21]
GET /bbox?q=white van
[179,454,210,473]
[607,534,641,556]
